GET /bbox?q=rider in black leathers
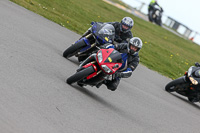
[148,0,163,22]
[107,17,133,43]
[97,37,143,91]
[148,0,163,12]
[82,17,134,43]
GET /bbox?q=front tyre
[67,66,95,84]
[156,18,162,26]
[63,39,87,58]
[148,11,154,22]
[188,97,199,103]
[165,76,186,92]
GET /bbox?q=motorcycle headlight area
[155,10,160,16]
[97,50,103,63]
[101,65,112,73]
[189,77,198,85]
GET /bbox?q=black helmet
[120,17,134,33]
[127,37,143,55]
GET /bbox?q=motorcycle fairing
[83,62,98,80]
[78,37,91,52]
[92,22,114,44]
[104,50,123,63]
[97,49,122,74]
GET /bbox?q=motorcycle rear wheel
[165,76,186,92]
[63,39,86,58]
[67,66,95,84]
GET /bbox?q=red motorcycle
[67,48,122,87]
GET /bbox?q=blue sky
[121,0,200,44]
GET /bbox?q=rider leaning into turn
[97,37,143,91]
[107,17,134,43]
[148,0,163,12]
[82,17,134,43]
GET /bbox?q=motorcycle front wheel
[63,39,87,58]
[156,18,162,26]
[67,66,95,84]
[188,97,199,103]
[165,76,186,92]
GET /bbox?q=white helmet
[127,37,143,55]
[120,17,134,33]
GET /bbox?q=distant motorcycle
[66,48,122,88]
[148,5,163,26]
[165,66,200,103]
[63,22,115,62]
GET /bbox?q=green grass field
[10,0,200,79]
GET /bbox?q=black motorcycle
[165,65,200,103]
[63,22,115,62]
[148,5,163,26]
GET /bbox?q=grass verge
[10,0,200,79]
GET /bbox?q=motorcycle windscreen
[155,10,160,16]
[92,22,102,34]
[104,50,122,63]
[95,24,115,44]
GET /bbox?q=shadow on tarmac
[69,84,146,125]
[169,93,200,110]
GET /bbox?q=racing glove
[114,71,122,78]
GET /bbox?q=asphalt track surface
[1,0,200,133]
